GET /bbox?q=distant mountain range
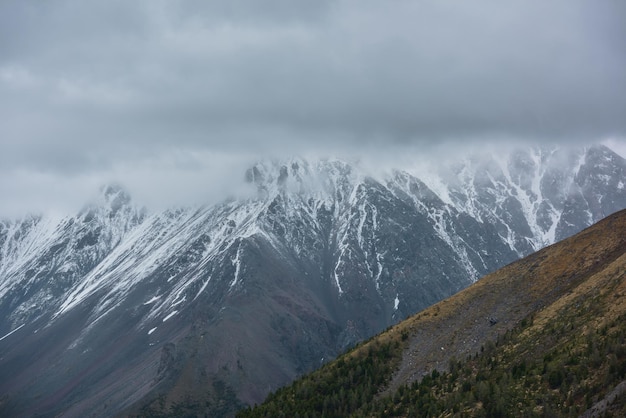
[0,144,625,417]
[241,207,626,417]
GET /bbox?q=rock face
[0,145,625,416]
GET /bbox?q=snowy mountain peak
[244,157,360,202]
[96,184,133,213]
[1,144,625,417]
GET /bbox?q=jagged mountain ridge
[0,144,624,416]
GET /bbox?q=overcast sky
[1,0,625,216]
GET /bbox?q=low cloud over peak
[1,0,625,216]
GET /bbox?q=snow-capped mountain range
[0,144,625,416]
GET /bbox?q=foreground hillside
[241,208,626,417]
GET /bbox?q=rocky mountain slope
[0,144,624,416]
[241,207,626,417]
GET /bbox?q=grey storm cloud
[0,0,625,214]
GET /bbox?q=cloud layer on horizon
[1,0,625,215]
